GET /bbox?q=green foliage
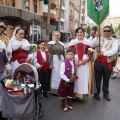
[86,26,91,34]
[44,0,48,4]
[115,24,120,36]
[92,26,98,32]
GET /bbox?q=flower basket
[11,90,24,95]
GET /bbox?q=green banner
[44,0,48,4]
[87,0,109,25]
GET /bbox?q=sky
[110,0,120,16]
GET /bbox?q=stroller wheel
[38,108,44,117]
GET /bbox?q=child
[34,40,50,99]
[58,48,76,111]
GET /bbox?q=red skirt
[58,80,74,98]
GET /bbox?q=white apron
[74,54,89,94]
[51,55,64,89]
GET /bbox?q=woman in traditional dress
[111,43,120,79]
[69,27,95,102]
[7,27,32,75]
[47,31,65,94]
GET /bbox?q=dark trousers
[94,61,112,95]
[38,69,49,94]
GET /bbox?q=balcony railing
[61,14,65,19]
[43,4,56,15]
[62,1,65,7]
[74,18,78,23]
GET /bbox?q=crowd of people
[0,19,119,114]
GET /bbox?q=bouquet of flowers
[66,74,78,87]
[5,79,14,90]
[29,44,37,54]
[70,73,78,82]
[88,48,95,55]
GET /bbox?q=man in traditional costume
[0,20,9,46]
[84,26,118,101]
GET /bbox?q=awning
[0,5,42,26]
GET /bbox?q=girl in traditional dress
[69,27,95,102]
[7,27,32,76]
[47,31,65,94]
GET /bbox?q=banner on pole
[87,0,109,25]
[44,0,48,4]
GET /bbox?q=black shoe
[104,95,111,101]
[94,94,101,100]
[78,99,83,103]
[72,98,77,102]
[43,94,49,100]
[111,73,116,79]
[111,75,116,79]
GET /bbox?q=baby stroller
[0,63,44,120]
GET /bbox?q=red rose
[75,76,78,80]
[6,86,13,90]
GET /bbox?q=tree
[58,0,62,31]
[92,26,98,32]
[115,24,120,36]
[86,26,91,35]
[46,0,51,41]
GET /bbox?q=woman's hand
[26,57,32,63]
[98,52,104,57]
[81,58,89,65]
[7,52,12,56]
[77,60,83,66]
[6,70,10,75]
[39,65,43,69]
[95,31,100,37]
[49,65,54,69]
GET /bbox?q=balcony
[60,26,64,30]
[69,15,74,20]
[61,14,65,19]
[74,18,78,23]
[43,5,56,20]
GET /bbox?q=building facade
[0,0,44,42]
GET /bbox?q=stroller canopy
[13,63,39,84]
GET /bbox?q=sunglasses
[103,30,111,32]
[0,25,6,30]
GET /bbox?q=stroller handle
[0,72,11,88]
[0,73,11,82]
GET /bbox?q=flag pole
[98,25,100,52]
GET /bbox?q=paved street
[40,74,120,120]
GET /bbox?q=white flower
[5,79,14,87]
[88,48,95,54]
